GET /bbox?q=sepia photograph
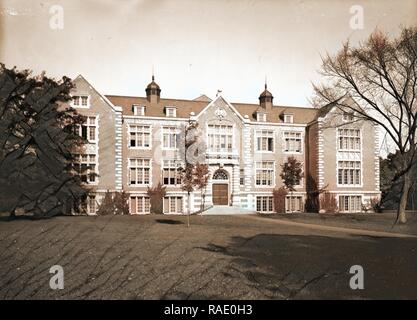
[0,0,416,312]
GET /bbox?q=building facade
[69,75,380,215]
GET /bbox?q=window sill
[128,147,152,150]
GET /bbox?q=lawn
[0,214,416,299]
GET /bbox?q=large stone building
[69,75,380,215]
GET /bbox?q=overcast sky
[0,0,416,107]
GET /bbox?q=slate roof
[105,94,320,124]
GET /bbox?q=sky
[0,0,416,107]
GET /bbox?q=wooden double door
[212,184,228,205]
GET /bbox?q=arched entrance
[212,169,229,205]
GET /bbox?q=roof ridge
[232,102,316,110]
[105,94,210,103]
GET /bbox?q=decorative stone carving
[214,107,227,120]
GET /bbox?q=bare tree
[312,26,417,223]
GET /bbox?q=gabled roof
[316,96,363,119]
[74,75,121,112]
[232,102,319,124]
[193,94,212,102]
[105,94,320,124]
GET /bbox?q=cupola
[259,83,273,110]
[145,75,161,104]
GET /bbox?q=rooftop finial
[265,75,267,90]
[152,65,155,81]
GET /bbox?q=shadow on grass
[196,233,417,299]
[155,219,184,225]
[0,213,79,222]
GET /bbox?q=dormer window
[73,95,89,108]
[342,112,354,122]
[166,107,177,118]
[283,114,293,123]
[132,105,145,116]
[256,112,266,122]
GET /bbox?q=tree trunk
[8,209,16,221]
[187,191,190,227]
[397,172,411,224]
[200,190,203,213]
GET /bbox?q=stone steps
[203,205,257,215]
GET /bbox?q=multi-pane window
[73,95,88,107]
[255,161,274,186]
[76,116,96,142]
[338,161,361,185]
[166,107,177,117]
[339,195,362,213]
[132,105,145,116]
[283,132,302,153]
[162,126,179,149]
[256,130,274,152]
[130,196,150,214]
[162,160,181,185]
[240,169,244,186]
[257,112,266,122]
[256,196,274,212]
[342,112,354,122]
[88,195,96,214]
[81,96,88,106]
[208,125,233,152]
[163,196,183,213]
[73,154,97,184]
[286,196,303,213]
[129,158,150,185]
[284,114,293,123]
[338,129,361,150]
[129,125,151,148]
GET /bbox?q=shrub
[319,192,338,213]
[370,197,382,213]
[273,187,288,213]
[113,191,129,215]
[147,182,166,214]
[97,191,129,215]
[96,192,114,215]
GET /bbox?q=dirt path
[242,214,417,238]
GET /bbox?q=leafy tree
[180,163,194,226]
[193,162,210,212]
[312,26,417,223]
[0,64,86,218]
[179,121,202,227]
[280,156,304,213]
[280,156,304,192]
